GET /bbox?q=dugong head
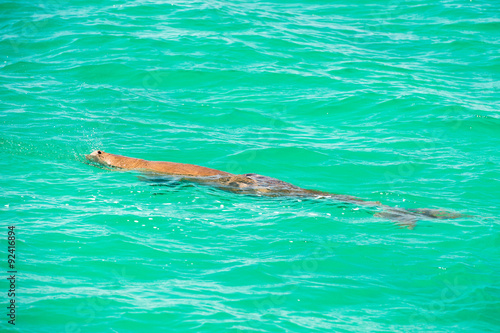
[86,150,145,170]
[86,150,116,167]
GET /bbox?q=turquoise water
[1,0,499,331]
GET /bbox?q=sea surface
[1,0,499,332]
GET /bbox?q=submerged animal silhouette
[86,150,466,228]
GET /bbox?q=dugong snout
[86,150,103,162]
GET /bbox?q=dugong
[86,150,467,228]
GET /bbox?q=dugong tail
[374,207,469,229]
[405,208,468,219]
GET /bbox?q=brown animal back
[147,161,231,177]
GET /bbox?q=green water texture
[1,0,499,332]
